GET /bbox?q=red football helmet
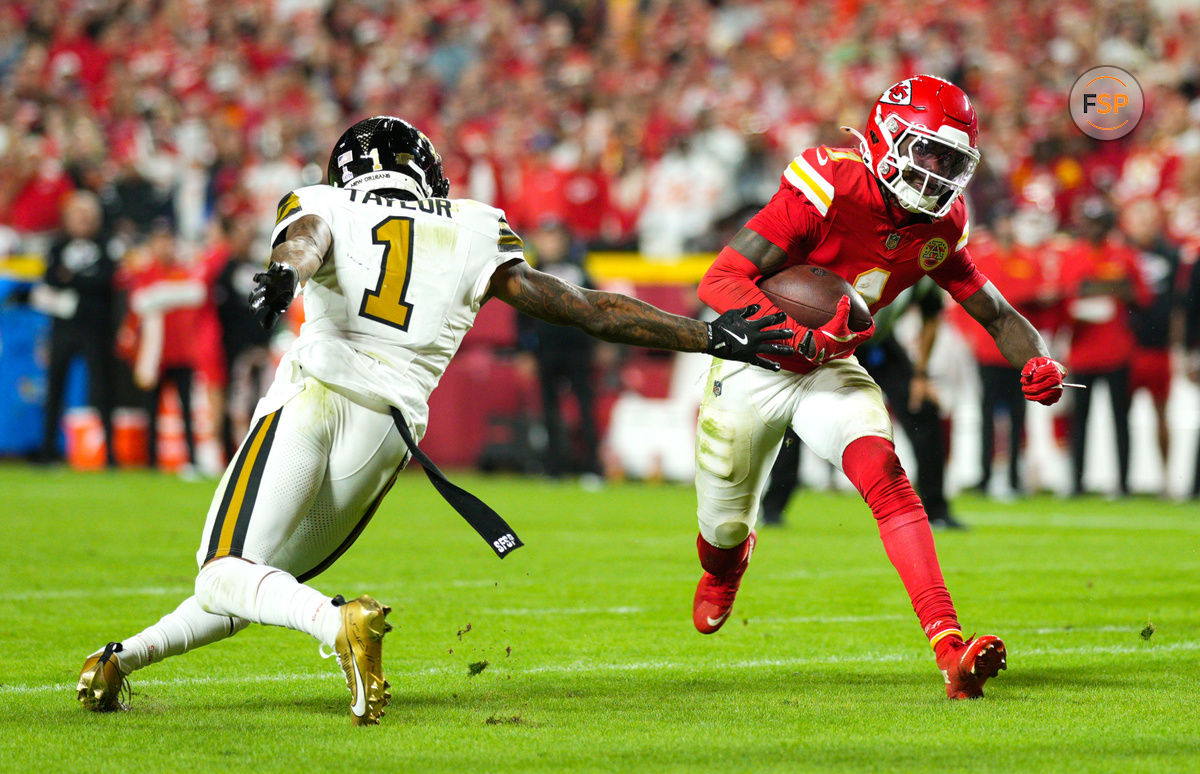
[846,74,980,218]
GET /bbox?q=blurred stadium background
[1,0,1199,499]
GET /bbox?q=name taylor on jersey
[274,188,455,231]
[266,183,525,438]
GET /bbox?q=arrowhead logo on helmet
[880,79,914,106]
[842,74,980,219]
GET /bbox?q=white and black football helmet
[326,116,450,200]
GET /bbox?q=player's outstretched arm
[960,280,1066,404]
[960,281,1049,366]
[489,259,794,369]
[250,214,332,328]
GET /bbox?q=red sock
[841,436,962,657]
[697,533,751,576]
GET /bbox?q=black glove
[704,304,794,371]
[249,263,298,330]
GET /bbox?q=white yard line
[747,614,905,625]
[4,577,524,603]
[958,510,1200,533]
[1013,624,1169,635]
[0,586,190,602]
[12,640,1198,697]
[490,606,645,616]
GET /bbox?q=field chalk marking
[8,639,1199,697]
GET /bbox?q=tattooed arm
[270,214,332,282]
[488,259,793,367]
[250,214,332,328]
[490,259,707,349]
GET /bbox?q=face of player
[896,133,976,209]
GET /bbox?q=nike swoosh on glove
[705,304,795,370]
[1021,356,1066,405]
[796,296,875,364]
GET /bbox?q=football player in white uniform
[77,117,792,724]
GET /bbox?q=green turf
[2,463,1198,772]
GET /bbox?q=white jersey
[270,184,525,438]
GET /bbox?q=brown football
[757,265,873,332]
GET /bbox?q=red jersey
[124,261,208,372]
[701,146,987,374]
[1058,239,1150,372]
[4,169,74,233]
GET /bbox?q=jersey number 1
[360,216,415,330]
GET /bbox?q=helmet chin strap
[841,126,871,163]
[891,174,939,214]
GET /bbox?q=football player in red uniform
[692,75,1066,699]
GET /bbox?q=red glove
[797,296,876,364]
[1021,356,1066,405]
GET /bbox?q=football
[757,265,873,332]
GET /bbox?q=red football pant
[841,435,961,654]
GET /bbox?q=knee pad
[195,557,275,616]
[714,520,751,548]
[696,406,755,483]
[194,559,232,614]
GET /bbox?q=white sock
[195,559,343,647]
[104,596,248,674]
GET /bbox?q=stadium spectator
[1121,198,1184,477]
[1186,258,1200,499]
[212,219,274,457]
[1059,199,1151,497]
[36,190,116,465]
[638,134,728,257]
[0,133,74,253]
[517,219,601,479]
[0,0,1196,264]
[120,222,205,472]
[956,215,1057,495]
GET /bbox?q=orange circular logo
[1069,66,1144,140]
[919,238,949,271]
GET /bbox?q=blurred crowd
[951,198,1200,498]
[3,0,1198,254]
[1,0,1200,493]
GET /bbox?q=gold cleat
[77,642,130,712]
[334,595,392,725]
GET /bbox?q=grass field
[2,464,1198,772]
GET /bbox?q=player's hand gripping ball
[757,265,874,363]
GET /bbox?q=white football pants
[195,375,409,577]
[694,356,892,547]
[110,375,410,673]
